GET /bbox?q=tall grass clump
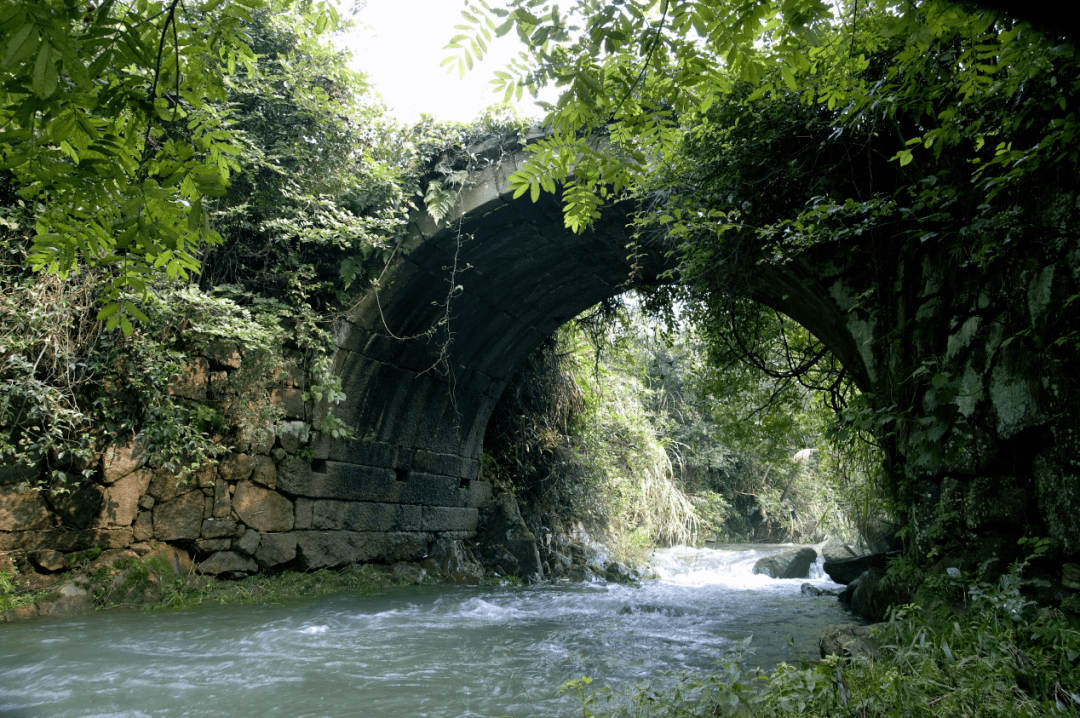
[572,370,699,548]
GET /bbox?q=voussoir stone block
[153,490,205,541]
[232,481,293,533]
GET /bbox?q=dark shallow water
[0,545,853,718]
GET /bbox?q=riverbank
[1,543,429,621]
[0,529,645,623]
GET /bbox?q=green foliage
[0,0,343,325]
[0,563,49,612]
[451,0,1076,245]
[0,239,308,482]
[199,6,413,308]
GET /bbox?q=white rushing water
[0,545,852,718]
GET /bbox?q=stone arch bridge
[4,133,1074,576]
[275,133,875,559]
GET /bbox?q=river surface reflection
[0,544,853,718]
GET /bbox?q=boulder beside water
[752,546,818,579]
[823,550,900,585]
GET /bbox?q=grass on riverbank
[1,550,440,621]
[565,552,1080,717]
[149,562,421,610]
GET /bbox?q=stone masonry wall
[0,340,492,575]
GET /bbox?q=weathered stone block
[147,468,189,503]
[201,518,239,539]
[95,468,152,528]
[250,455,277,490]
[989,344,1049,439]
[0,458,40,486]
[349,502,420,532]
[271,386,308,420]
[153,491,204,541]
[132,510,153,542]
[100,439,147,484]
[193,463,218,489]
[293,497,313,530]
[209,370,229,397]
[233,481,293,533]
[277,421,311,454]
[255,533,297,567]
[293,530,428,570]
[965,475,1031,531]
[400,472,466,507]
[50,482,104,530]
[1033,448,1080,553]
[422,506,478,532]
[218,452,254,483]
[411,450,468,478]
[34,549,64,572]
[310,500,345,529]
[234,527,261,555]
[212,479,231,519]
[310,500,420,532]
[0,484,52,531]
[465,480,492,508]
[277,459,400,502]
[171,357,209,401]
[195,538,232,553]
[199,551,257,575]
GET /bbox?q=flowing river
[0,545,855,718]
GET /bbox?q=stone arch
[277,135,873,533]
